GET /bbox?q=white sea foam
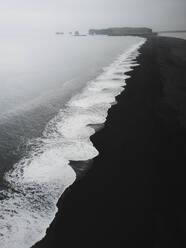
[0,38,146,248]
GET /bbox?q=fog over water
[0,0,185,33]
[0,35,138,116]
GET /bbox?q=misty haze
[0,1,186,248]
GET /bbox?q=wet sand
[33,37,186,248]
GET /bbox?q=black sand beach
[33,37,186,248]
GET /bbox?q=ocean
[0,33,145,248]
[159,32,186,40]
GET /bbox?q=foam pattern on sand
[0,38,146,248]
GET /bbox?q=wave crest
[0,38,146,248]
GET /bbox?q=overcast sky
[0,0,185,33]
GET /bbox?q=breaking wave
[0,38,146,248]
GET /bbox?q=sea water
[159,32,186,40]
[0,33,146,248]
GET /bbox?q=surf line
[0,38,146,248]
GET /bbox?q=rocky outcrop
[89,27,157,37]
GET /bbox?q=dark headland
[33,36,186,248]
[89,27,157,37]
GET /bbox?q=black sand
[33,37,186,248]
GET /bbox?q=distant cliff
[89,27,157,37]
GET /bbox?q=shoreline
[33,36,186,248]
[0,37,144,248]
